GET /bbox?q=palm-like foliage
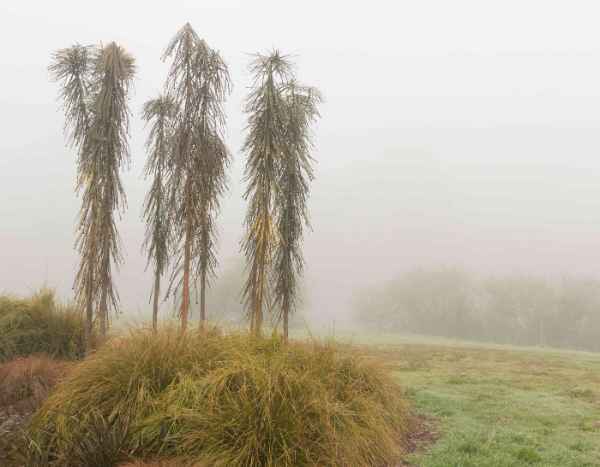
[142,96,177,331]
[50,42,135,344]
[273,83,321,340]
[242,52,293,335]
[194,132,229,328]
[162,23,231,331]
[49,45,93,148]
[242,52,320,338]
[50,44,94,344]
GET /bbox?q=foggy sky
[2,1,600,323]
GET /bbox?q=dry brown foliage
[118,460,205,467]
[0,355,71,415]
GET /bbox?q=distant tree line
[354,268,600,352]
[50,23,321,347]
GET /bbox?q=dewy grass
[0,289,86,361]
[25,327,411,467]
[370,340,600,467]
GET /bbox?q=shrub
[0,289,86,361]
[26,328,410,466]
[0,356,71,466]
[0,355,70,415]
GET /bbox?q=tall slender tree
[195,131,229,329]
[242,52,292,335]
[162,24,231,331]
[142,95,177,331]
[273,83,321,341]
[50,42,135,345]
[50,45,94,345]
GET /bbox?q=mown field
[356,336,600,466]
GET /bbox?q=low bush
[0,289,86,361]
[0,355,71,466]
[26,328,410,466]
[0,355,70,415]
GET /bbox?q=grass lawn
[357,336,600,466]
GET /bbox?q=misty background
[2,1,600,330]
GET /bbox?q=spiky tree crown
[242,51,321,332]
[161,24,231,306]
[242,52,291,322]
[272,82,321,319]
[142,95,178,279]
[50,42,135,330]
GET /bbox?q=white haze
[2,1,600,326]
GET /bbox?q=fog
[2,1,600,329]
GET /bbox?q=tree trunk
[255,282,263,336]
[199,268,206,331]
[152,270,160,332]
[84,201,97,353]
[249,303,256,335]
[99,287,108,339]
[283,301,289,343]
[180,219,192,332]
[255,301,262,336]
[85,278,94,353]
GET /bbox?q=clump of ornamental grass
[25,327,410,466]
[118,461,202,467]
[0,289,86,362]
